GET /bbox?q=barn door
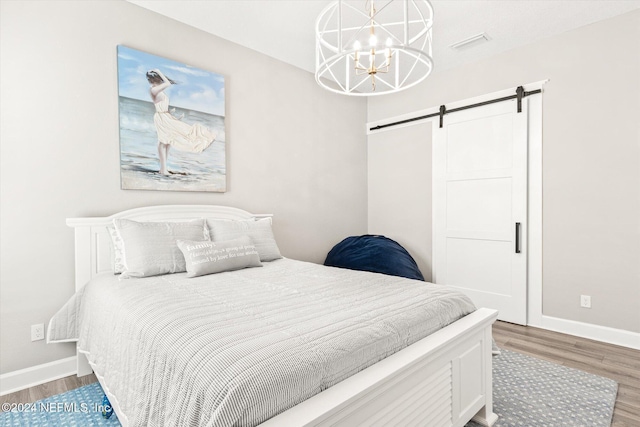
[433,99,528,325]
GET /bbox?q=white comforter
[48,258,476,427]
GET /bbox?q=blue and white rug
[0,349,617,427]
[0,381,118,426]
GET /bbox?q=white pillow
[107,222,210,275]
[177,236,262,278]
[114,218,208,278]
[206,218,282,262]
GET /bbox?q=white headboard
[66,205,271,292]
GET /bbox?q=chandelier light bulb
[354,41,361,51]
[386,37,393,47]
[369,35,377,47]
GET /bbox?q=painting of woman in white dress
[117,46,226,192]
[146,69,216,175]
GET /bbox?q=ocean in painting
[119,96,226,192]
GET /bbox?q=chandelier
[315,0,434,96]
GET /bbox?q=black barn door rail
[369,86,542,132]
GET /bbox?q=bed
[49,205,498,427]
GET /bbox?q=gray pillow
[177,236,262,278]
[207,218,282,262]
[114,219,208,278]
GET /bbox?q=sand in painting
[119,96,226,192]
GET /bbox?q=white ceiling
[129,0,640,75]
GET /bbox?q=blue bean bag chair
[324,235,424,281]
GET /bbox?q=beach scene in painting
[117,46,226,192]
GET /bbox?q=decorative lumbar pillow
[114,218,208,278]
[176,236,262,278]
[107,225,126,275]
[206,218,282,262]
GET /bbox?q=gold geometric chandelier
[315,0,434,96]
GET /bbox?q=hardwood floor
[1,322,639,426]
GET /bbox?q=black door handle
[515,222,521,254]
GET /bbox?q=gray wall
[368,123,433,280]
[368,10,640,333]
[0,1,367,374]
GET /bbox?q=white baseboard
[0,356,77,396]
[538,315,640,350]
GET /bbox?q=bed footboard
[261,308,498,427]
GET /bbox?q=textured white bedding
[48,258,476,427]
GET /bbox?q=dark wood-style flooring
[1,321,639,426]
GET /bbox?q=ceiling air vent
[449,33,490,50]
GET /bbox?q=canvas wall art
[117,45,226,192]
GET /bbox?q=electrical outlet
[580,295,591,309]
[31,323,44,341]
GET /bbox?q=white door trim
[526,92,543,327]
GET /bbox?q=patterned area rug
[466,349,618,427]
[0,381,119,426]
[0,349,617,427]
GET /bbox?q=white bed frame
[67,205,498,427]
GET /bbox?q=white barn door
[433,99,528,325]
